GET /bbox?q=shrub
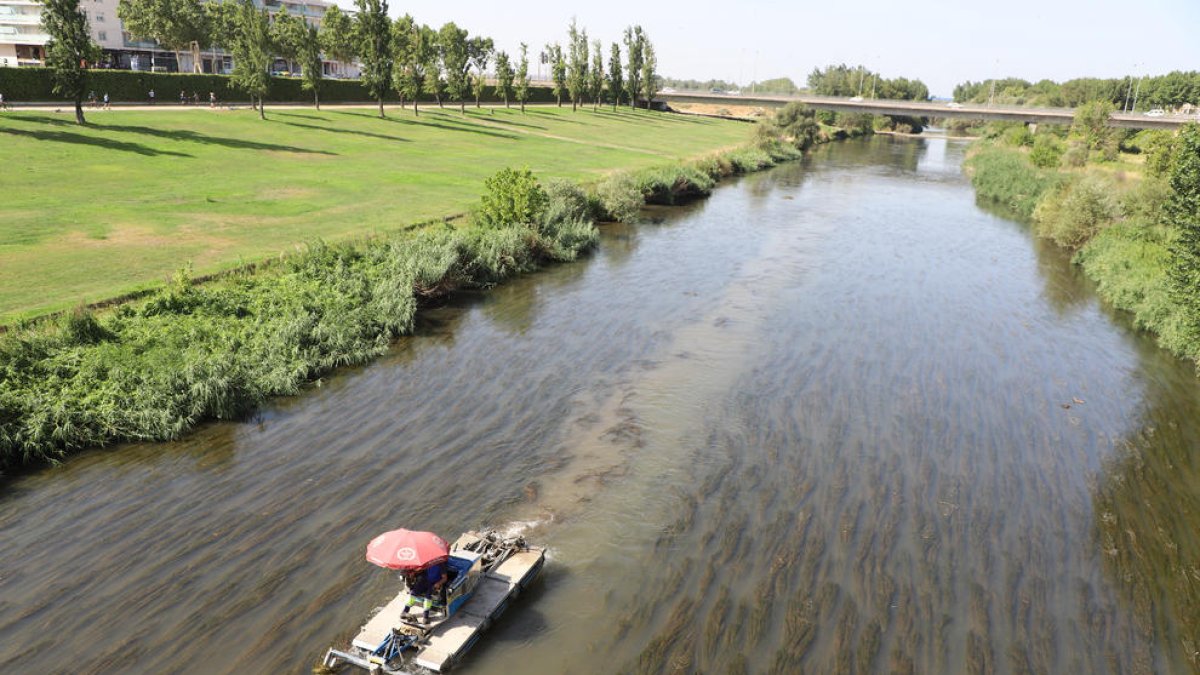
[473,167,549,229]
[594,173,644,223]
[1167,123,1200,356]
[1062,140,1089,168]
[1033,175,1123,248]
[1029,134,1064,168]
[966,146,1065,219]
[1002,124,1034,148]
[1077,223,1192,356]
[542,179,597,228]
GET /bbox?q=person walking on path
[209,91,216,108]
[102,92,110,110]
[0,92,8,111]
[179,90,187,105]
[149,89,156,105]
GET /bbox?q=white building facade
[0,0,357,77]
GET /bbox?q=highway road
[657,91,1195,130]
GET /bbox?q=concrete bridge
[656,91,1195,130]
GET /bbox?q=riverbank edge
[963,141,1199,369]
[0,133,828,474]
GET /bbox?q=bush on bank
[966,123,1200,367]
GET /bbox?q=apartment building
[0,0,357,77]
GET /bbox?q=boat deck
[351,548,545,672]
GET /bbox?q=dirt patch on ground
[670,102,770,120]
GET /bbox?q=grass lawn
[0,104,752,321]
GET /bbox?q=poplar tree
[425,28,445,108]
[515,42,530,113]
[608,42,623,111]
[439,22,469,113]
[588,38,603,110]
[230,0,270,119]
[469,36,493,108]
[640,40,658,108]
[494,50,514,108]
[395,19,432,115]
[546,43,566,107]
[623,26,645,109]
[204,1,238,72]
[41,0,99,124]
[298,24,324,108]
[320,4,355,72]
[566,19,587,112]
[354,0,393,118]
[390,14,412,108]
[270,9,303,70]
[117,0,208,73]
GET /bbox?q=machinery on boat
[321,529,545,673]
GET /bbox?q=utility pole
[1132,74,1145,112]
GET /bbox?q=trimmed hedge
[0,67,560,105]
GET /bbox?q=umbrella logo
[395,547,417,561]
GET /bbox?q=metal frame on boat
[322,530,546,673]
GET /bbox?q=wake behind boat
[321,529,545,673]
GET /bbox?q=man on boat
[401,561,448,624]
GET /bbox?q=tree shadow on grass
[523,108,588,125]
[0,126,193,157]
[92,123,338,155]
[271,113,411,143]
[462,111,548,131]
[336,109,520,140]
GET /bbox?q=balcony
[0,13,42,25]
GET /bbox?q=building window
[97,30,107,41]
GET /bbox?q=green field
[0,105,751,321]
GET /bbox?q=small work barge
[322,529,545,673]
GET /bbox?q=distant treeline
[953,72,1200,110]
[660,77,740,92]
[807,64,930,101]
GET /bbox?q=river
[2,136,1198,674]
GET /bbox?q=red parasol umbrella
[365,529,450,571]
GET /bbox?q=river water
[2,136,1199,674]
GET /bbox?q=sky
[330,0,1199,98]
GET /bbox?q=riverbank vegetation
[0,103,824,472]
[966,114,1200,366]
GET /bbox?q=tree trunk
[504,95,509,108]
[520,100,525,113]
[475,94,480,108]
[572,97,577,112]
[460,100,465,114]
[259,96,265,119]
[556,93,561,107]
[414,99,420,116]
[435,93,443,108]
[314,91,320,110]
[74,97,85,125]
[378,97,385,118]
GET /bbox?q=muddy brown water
[2,137,1199,674]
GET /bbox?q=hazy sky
[331,0,1198,97]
